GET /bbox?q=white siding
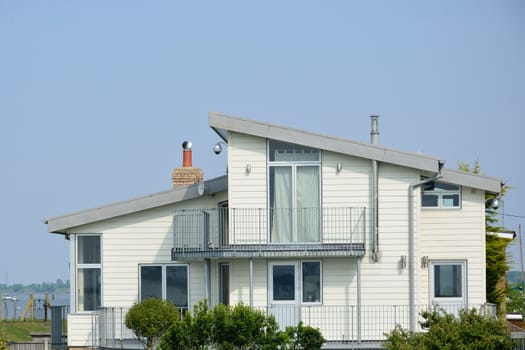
[67,314,97,347]
[420,186,486,305]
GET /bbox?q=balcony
[171,207,366,260]
[91,303,496,349]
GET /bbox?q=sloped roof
[45,113,503,234]
[45,175,227,234]
[210,112,503,194]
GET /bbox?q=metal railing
[92,303,495,346]
[172,207,366,258]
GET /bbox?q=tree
[459,160,510,314]
[384,308,512,350]
[125,298,180,350]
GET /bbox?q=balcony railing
[93,303,496,348]
[171,207,366,259]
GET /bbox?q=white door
[269,262,300,329]
[429,260,467,316]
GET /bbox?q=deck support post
[357,257,362,343]
[249,258,254,307]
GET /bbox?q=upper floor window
[422,180,461,208]
[268,140,320,243]
[76,235,101,312]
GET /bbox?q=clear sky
[0,1,523,285]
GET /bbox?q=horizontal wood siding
[67,314,97,347]
[360,163,418,304]
[71,195,221,307]
[420,187,486,304]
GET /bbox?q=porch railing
[172,207,366,259]
[93,303,496,347]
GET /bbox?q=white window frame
[267,140,322,243]
[422,180,461,209]
[74,234,102,313]
[139,263,189,308]
[268,260,323,305]
[429,260,467,307]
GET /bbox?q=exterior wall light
[421,256,429,268]
[245,163,252,174]
[336,161,343,173]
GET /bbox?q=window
[140,264,188,308]
[219,263,230,305]
[269,261,322,304]
[76,235,101,312]
[430,260,466,307]
[422,180,461,208]
[302,262,321,303]
[268,140,320,243]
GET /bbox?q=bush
[281,321,325,350]
[384,307,512,350]
[125,298,180,350]
[0,338,8,350]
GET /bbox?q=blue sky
[0,1,523,284]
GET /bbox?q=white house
[45,113,503,349]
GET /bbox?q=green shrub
[281,321,325,350]
[0,338,8,350]
[125,298,179,350]
[384,308,512,350]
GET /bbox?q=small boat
[1,294,17,301]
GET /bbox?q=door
[269,262,300,328]
[429,260,467,316]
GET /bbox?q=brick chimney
[172,141,203,187]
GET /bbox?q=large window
[422,180,461,208]
[76,235,101,312]
[268,140,320,243]
[140,264,188,308]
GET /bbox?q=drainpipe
[408,166,443,331]
[370,116,380,262]
[249,258,254,307]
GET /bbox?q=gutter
[407,163,443,331]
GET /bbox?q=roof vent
[370,115,380,145]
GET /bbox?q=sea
[1,292,69,320]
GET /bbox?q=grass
[0,320,51,342]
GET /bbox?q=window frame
[421,179,462,209]
[139,263,189,308]
[75,234,102,313]
[429,260,467,305]
[268,260,323,306]
[267,140,322,243]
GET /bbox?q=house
[45,112,503,349]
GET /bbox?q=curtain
[271,167,292,243]
[297,166,319,242]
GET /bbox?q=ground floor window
[269,261,322,304]
[430,260,466,305]
[140,264,188,308]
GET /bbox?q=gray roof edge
[45,175,228,233]
[440,168,503,194]
[209,112,442,172]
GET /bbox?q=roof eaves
[209,112,442,173]
[45,175,228,234]
[440,168,503,194]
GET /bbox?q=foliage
[384,308,512,350]
[459,160,510,314]
[160,301,325,350]
[0,321,51,342]
[125,298,179,350]
[506,282,525,316]
[0,338,7,350]
[281,321,325,350]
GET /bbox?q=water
[1,292,69,320]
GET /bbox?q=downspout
[408,165,443,331]
[370,116,380,261]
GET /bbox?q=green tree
[125,298,180,350]
[384,308,512,350]
[459,160,510,314]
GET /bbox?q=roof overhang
[210,112,503,194]
[45,176,227,234]
[210,112,442,173]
